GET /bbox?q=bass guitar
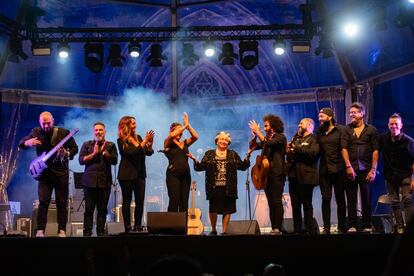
[251,137,270,190]
[187,181,204,235]
[29,128,79,180]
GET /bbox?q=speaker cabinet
[227,220,261,235]
[372,215,393,234]
[147,212,187,235]
[31,207,71,236]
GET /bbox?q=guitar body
[187,181,204,235]
[251,155,270,190]
[29,152,48,180]
[187,208,204,235]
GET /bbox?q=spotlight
[58,43,70,59]
[146,44,167,67]
[180,43,199,66]
[8,38,28,63]
[314,33,334,58]
[204,41,215,57]
[291,40,311,53]
[273,40,286,55]
[343,22,359,38]
[219,43,238,65]
[128,42,141,58]
[32,41,51,56]
[410,0,414,4]
[239,40,258,70]
[84,43,104,73]
[106,44,125,67]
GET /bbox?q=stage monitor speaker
[147,212,187,235]
[372,215,393,234]
[282,217,320,234]
[107,222,125,235]
[32,207,71,236]
[16,218,32,237]
[227,220,260,235]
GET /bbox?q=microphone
[157,149,166,153]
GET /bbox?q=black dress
[164,141,192,212]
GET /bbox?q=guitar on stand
[187,181,204,235]
[29,128,79,180]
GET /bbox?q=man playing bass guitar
[19,111,78,237]
[249,114,287,235]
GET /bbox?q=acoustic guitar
[187,181,204,235]
[251,139,270,190]
[29,128,79,180]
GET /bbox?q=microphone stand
[246,169,252,220]
[112,165,118,222]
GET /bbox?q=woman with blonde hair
[163,112,198,212]
[188,131,251,235]
[117,116,154,232]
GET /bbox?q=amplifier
[17,218,32,237]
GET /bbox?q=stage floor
[0,233,397,276]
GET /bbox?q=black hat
[319,107,335,118]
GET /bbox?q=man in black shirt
[379,113,414,234]
[342,102,379,232]
[317,107,348,234]
[19,111,78,237]
[79,122,118,236]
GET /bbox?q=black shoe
[124,225,132,233]
[83,232,92,237]
[133,225,142,232]
[321,228,330,235]
[221,232,228,235]
[208,230,217,235]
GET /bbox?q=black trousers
[347,169,371,229]
[264,175,285,231]
[319,171,350,231]
[37,170,69,232]
[83,186,111,235]
[166,171,191,212]
[119,178,146,229]
[288,178,316,233]
[386,177,413,227]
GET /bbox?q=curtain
[0,91,27,231]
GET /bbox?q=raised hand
[248,120,261,135]
[93,141,99,155]
[25,137,42,147]
[182,112,189,128]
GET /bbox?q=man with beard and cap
[19,111,78,237]
[317,107,349,234]
[341,102,379,233]
[79,122,118,236]
[379,113,414,234]
[286,118,319,234]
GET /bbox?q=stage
[0,233,397,276]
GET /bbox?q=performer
[164,112,198,212]
[79,122,118,236]
[19,111,78,237]
[286,118,319,234]
[379,113,414,234]
[341,102,379,233]
[188,132,251,235]
[117,116,154,232]
[317,107,349,234]
[249,114,287,235]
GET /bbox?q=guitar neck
[191,187,195,211]
[42,128,79,162]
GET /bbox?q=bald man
[19,111,78,237]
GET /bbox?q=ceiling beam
[357,62,414,86]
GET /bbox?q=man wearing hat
[317,107,349,234]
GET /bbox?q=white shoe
[362,227,372,233]
[347,227,357,233]
[57,230,66,237]
[36,230,45,237]
[269,229,282,235]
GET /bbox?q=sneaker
[269,229,282,235]
[347,227,357,233]
[396,226,405,234]
[208,230,217,236]
[321,228,330,235]
[57,230,66,238]
[36,230,45,237]
[362,227,372,233]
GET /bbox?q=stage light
[343,22,359,38]
[128,42,141,58]
[291,41,311,53]
[8,38,28,63]
[204,41,215,57]
[107,44,125,67]
[58,43,70,59]
[146,43,167,67]
[314,34,334,58]
[32,41,51,56]
[409,0,414,4]
[180,43,199,66]
[219,43,238,65]
[239,40,258,70]
[273,40,286,55]
[84,43,104,73]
